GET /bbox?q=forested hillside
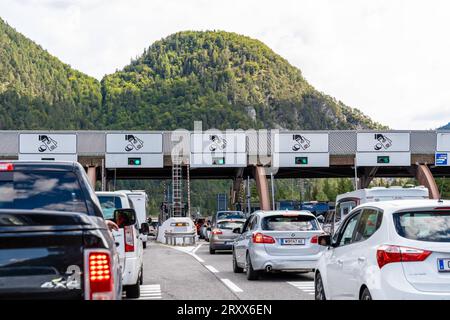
[101,31,384,130]
[0,18,102,129]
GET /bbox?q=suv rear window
[217,212,245,220]
[262,215,318,231]
[98,196,123,219]
[0,170,88,213]
[393,211,450,242]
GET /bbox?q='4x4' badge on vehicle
[40,265,81,290]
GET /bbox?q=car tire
[233,251,244,273]
[315,273,326,300]
[125,282,140,299]
[360,287,372,300]
[209,247,215,254]
[143,241,147,249]
[139,267,143,285]
[246,254,259,280]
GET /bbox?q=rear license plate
[281,238,305,245]
[438,259,450,272]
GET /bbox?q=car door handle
[358,257,366,263]
[337,259,343,265]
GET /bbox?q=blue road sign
[436,152,448,166]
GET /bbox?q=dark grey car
[209,219,246,254]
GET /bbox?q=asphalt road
[136,238,315,300]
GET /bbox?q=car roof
[96,191,128,197]
[355,199,450,212]
[253,210,316,218]
[1,160,78,171]
[217,218,247,223]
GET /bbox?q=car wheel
[246,254,259,280]
[360,287,372,300]
[209,247,215,254]
[233,251,244,273]
[139,267,143,285]
[315,273,326,300]
[143,241,147,249]
[125,282,140,299]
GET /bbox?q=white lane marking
[125,284,163,300]
[220,279,243,293]
[192,243,203,254]
[205,265,219,273]
[287,281,315,295]
[191,253,205,263]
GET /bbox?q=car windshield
[217,220,244,230]
[393,211,450,242]
[217,211,245,220]
[98,195,123,219]
[0,170,88,213]
[262,215,318,231]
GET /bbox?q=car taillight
[0,163,14,171]
[124,226,135,252]
[252,232,276,244]
[377,245,432,269]
[85,250,114,300]
[310,235,318,244]
[212,229,223,235]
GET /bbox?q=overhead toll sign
[19,133,77,161]
[105,133,163,168]
[190,132,247,168]
[436,133,450,166]
[356,132,411,166]
[272,132,329,167]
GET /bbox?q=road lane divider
[205,265,219,273]
[220,279,243,293]
[287,281,315,295]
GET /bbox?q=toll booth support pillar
[415,164,440,199]
[358,167,379,189]
[231,168,244,208]
[87,166,97,190]
[254,166,271,211]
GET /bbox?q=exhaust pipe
[265,265,272,272]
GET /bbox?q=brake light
[124,226,135,252]
[377,245,432,269]
[434,207,450,211]
[85,251,114,300]
[252,232,276,244]
[0,163,14,171]
[212,229,223,235]
[310,235,318,244]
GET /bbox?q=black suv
[0,161,122,300]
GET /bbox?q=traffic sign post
[105,133,163,168]
[356,132,411,166]
[272,132,329,168]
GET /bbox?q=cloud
[0,0,449,130]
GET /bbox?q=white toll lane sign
[436,132,450,166]
[105,133,163,168]
[19,133,77,161]
[272,132,329,167]
[356,132,410,166]
[190,132,247,168]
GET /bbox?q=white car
[315,199,450,300]
[96,191,145,299]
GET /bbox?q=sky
[1,0,449,130]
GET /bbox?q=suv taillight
[310,235,319,244]
[84,250,114,300]
[252,232,276,244]
[377,245,432,269]
[0,163,14,171]
[124,226,135,252]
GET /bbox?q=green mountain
[0,18,102,129]
[101,31,383,130]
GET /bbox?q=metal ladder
[172,156,183,217]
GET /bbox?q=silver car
[232,210,325,280]
[209,219,246,254]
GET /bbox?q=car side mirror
[317,216,325,223]
[232,227,242,234]
[140,222,150,235]
[114,208,137,228]
[318,234,332,247]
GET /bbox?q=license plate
[281,238,305,245]
[437,259,450,272]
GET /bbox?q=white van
[96,191,144,299]
[117,190,149,248]
[322,186,429,234]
